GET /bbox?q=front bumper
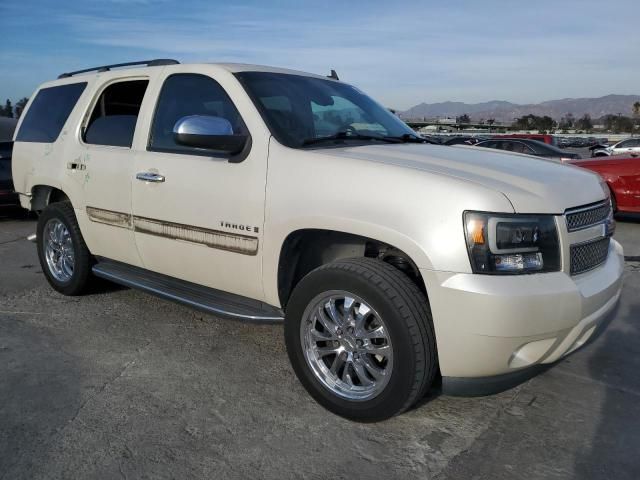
[422,238,624,395]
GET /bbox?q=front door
[131,71,268,300]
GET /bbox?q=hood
[320,143,605,214]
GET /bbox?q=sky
[2,0,639,110]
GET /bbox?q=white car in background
[594,138,640,157]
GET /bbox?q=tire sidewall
[285,266,422,421]
[37,203,89,295]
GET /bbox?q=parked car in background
[558,137,572,149]
[590,142,611,157]
[569,155,640,213]
[418,134,443,144]
[494,134,558,146]
[475,138,581,161]
[594,138,640,157]
[0,142,19,208]
[0,117,19,209]
[572,137,589,148]
[0,117,18,141]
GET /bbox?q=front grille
[570,237,610,275]
[565,202,610,231]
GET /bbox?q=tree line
[453,110,639,134]
[453,101,640,133]
[517,112,638,134]
[0,98,30,119]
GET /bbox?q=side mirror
[173,115,248,155]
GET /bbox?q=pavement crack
[433,386,524,480]
[0,237,26,246]
[0,359,136,480]
[65,360,135,428]
[118,461,128,480]
[0,310,44,315]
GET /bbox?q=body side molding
[86,206,259,255]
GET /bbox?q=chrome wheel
[43,218,75,282]
[300,291,393,401]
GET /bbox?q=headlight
[464,212,561,274]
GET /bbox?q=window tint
[84,80,148,147]
[502,141,518,152]
[149,74,247,153]
[509,142,528,154]
[522,144,535,154]
[16,83,86,143]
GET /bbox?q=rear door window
[16,82,87,143]
[83,80,148,148]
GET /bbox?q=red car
[568,155,640,213]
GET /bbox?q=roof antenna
[327,69,339,80]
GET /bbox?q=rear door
[75,77,151,267]
[130,69,269,300]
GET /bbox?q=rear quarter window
[16,82,87,143]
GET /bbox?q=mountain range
[399,94,640,122]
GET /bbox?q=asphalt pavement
[1,212,639,480]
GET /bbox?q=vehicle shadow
[615,213,640,224]
[0,207,35,222]
[0,314,83,478]
[573,267,640,479]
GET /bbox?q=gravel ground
[1,212,639,480]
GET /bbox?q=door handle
[136,172,165,183]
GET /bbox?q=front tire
[285,258,437,421]
[37,202,94,295]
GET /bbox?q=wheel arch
[605,180,619,211]
[275,228,430,309]
[30,185,71,212]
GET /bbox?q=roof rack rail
[58,59,180,79]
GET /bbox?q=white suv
[606,138,640,156]
[11,60,624,421]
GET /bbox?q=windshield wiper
[383,133,437,144]
[302,131,402,146]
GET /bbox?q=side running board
[92,259,284,323]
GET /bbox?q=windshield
[235,71,417,148]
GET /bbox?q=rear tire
[285,257,437,422]
[37,202,94,295]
